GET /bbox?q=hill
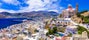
[71,10,89,24]
[0,11,59,18]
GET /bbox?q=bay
[0,18,27,29]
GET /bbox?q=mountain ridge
[0,11,59,18]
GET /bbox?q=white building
[72,31,89,40]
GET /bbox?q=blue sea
[0,18,27,29]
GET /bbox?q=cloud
[18,0,63,13]
[0,0,63,13]
[2,0,20,5]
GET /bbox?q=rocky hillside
[71,10,89,24]
[81,12,89,17]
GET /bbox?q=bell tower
[76,3,78,14]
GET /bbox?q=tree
[48,28,53,35]
[46,32,49,36]
[83,16,89,23]
[53,27,57,33]
[46,27,57,35]
[68,33,72,37]
[77,25,89,37]
[77,25,87,34]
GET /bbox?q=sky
[0,0,89,13]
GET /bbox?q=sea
[0,18,27,29]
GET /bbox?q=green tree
[47,27,57,35]
[77,25,89,37]
[53,27,57,33]
[48,28,53,35]
[77,25,87,34]
[46,32,49,36]
[68,33,72,37]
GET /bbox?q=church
[61,4,78,18]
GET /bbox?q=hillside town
[0,4,89,40]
